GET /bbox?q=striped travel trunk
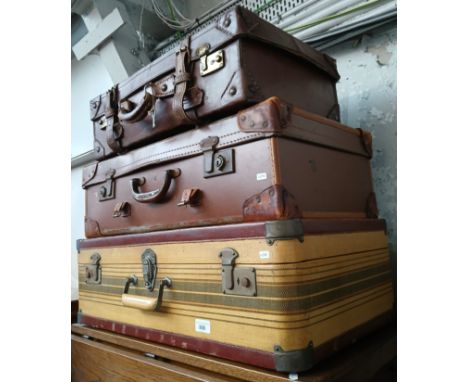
[77,219,394,373]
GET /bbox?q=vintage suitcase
[83,97,376,239]
[90,6,340,160]
[77,218,395,373]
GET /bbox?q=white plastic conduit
[276,0,340,29]
[283,0,368,32]
[293,0,392,40]
[326,0,396,32]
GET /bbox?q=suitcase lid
[89,6,339,118]
[82,97,372,189]
[78,218,387,250]
[83,97,371,188]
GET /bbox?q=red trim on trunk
[79,315,276,370]
[78,219,386,250]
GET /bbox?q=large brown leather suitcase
[90,6,340,160]
[83,97,376,239]
[77,218,394,372]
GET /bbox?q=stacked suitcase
[77,6,394,374]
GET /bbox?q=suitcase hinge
[265,219,304,245]
[273,342,315,373]
[219,248,257,297]
[98,169,116,201]
[141,249,157,292]
[85,253,102,284]
[199,136,235,178]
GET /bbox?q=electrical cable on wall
[149,0,196,31]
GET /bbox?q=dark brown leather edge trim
[242,185,302,222]
[79,314,276,370]
[84,217,102,239]
[357,128,373,158]
[301,219,386,235]
[78,219,387,250]
[237,97,291,132]
[82,162,98,187]
[366,192,379,219]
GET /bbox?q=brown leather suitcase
[83,97,376,238]
[90,6,340,160]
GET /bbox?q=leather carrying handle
[118,86,154,123]
[121,275,172,311]
[117,38,199,128]
[130,169,181,203]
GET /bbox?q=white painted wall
[71,54,113,299]
[71,54,113,157]
[324,24,397,254]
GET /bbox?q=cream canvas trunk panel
[77,219,394,373]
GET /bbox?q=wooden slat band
[71,334,234,382]
[78,219,387,250]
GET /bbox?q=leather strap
[105,87,117,118]
[172,37,197,124]
[106,116,123,153]
[105,87,124,153]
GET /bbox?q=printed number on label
[195,319,211,334]
[256,172,267,181]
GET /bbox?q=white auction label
[256,172,267,181]
[195,319,211,334]
[259,250,270,259]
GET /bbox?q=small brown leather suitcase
[90,6,340,160]
[83,97,376,238]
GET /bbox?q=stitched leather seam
[86,131,267,186]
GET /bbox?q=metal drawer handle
[121,275,172,311]
[130,169,181,203]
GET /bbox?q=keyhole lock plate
[85,253,102,284]
[203,148,234,178]
[141,249,157,292]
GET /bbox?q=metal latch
[141,249,157,291]
[219,248,256,296]
[98,169,116,201]
[85,253,102,284]
[200,49,224,76]
[199,136,234,178]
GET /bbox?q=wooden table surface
[71,322,396,382]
